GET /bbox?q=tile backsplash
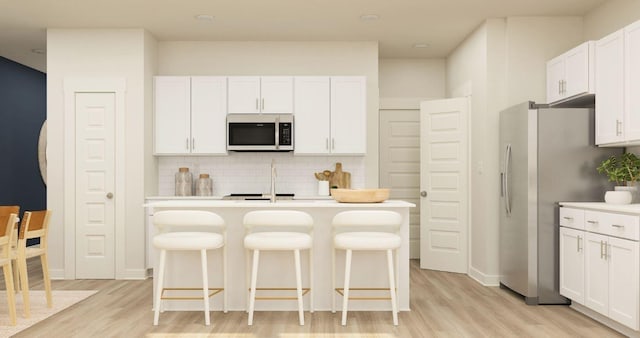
[157,153,365,197]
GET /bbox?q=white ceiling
[0,0,607,72]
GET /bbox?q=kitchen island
[144,199,415,312]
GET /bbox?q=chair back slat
[153,210,225,232]
[18,212,32,240]
[243,210,313,230]
[0,213,17,257]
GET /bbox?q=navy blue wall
[0,57,46,215]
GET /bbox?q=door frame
[63,78,126,279]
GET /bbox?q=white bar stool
[152,210,226,326]
[331,210,402,326]
[243,210,313,325]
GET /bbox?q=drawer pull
[587,220,598,224]
[577,236,582,252]
[563,216,574,220]
[611,224,625,228]
[600,240,604,259]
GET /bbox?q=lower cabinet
[559,206,639,331]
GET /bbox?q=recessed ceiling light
[359,14,379,21]
[31,48,45,54]
[412,43,430,49]
[194,14,214,22]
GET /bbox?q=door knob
[420,191,427,197]
[106,192,113,199]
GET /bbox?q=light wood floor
[2,259,623,337]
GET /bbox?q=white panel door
[228,76,260,114]
[380,110,420,258]
[596,29,625,145]
[559,227,585,303]
[419,97,468,273]
[154,76,190,154]
[330,76,366,154]
[260,76,293,114]
[608,236,639,330]
[625,20,640,142]
[564,43,590,98]
[585,232,609,316]
[294,76,330,154]
[75,92,115,279]
[191,77,227,154]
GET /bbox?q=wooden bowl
[330,188,390,203]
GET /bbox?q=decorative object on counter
[195,173,213,196]
[330,188,390,203]
[330,163,351,189]
[318,180,330,196]
[175,167,193,196]
[597,152,640,204]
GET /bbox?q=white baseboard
[468,266,500,286]
[118,269,148,280]
[571,303,639,337]
[50,269,66,280]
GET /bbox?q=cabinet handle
[611,224,625,228]
[255,98,259,110]
[563,216,573,221]
[587,220,598,224]
[600,240,604,259]
[577,235,582,252]
[186,138,189,150]
[325,138,329,150]
[616,120,623,136]
[558,80,562,95]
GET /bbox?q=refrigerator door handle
[500,172,504,197]
[504,144,512,216]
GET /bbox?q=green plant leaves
[597,153,640,184]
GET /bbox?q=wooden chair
[0,210,18,325]
[13,210,52,318]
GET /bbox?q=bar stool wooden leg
[294,249,304,325]
[248,249,260,325]
[17,256,30,317]
[387,249,398,326]
[331,247,336,313]
[3,264,17,325]
[223,244,228,313]
[41,253,52,308]
[201,249,211,326]
[153,249,166,326]
[309,248,314,313]
[341,249,352,326]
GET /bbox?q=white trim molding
[468,266,500,286]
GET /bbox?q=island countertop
[144,198,415,312]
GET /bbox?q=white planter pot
[605,190,633,205]
[615,183,639,203]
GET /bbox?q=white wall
[446,17,587,285]
[584,0,640,40]
[379,58,446,100]
[47,29,150,279]
[158,41,380,188]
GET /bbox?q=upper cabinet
[546,41,595,105]
[228,76,293,114]
[596,20,640,146]
[154,76,227,155]
[294,76,366,155]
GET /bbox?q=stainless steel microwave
[227,114,294,151]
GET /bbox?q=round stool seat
[244,232,312,250]
[153,232,224,250]
[334,232,401,250]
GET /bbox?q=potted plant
[597,152,640,204]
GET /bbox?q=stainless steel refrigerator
[499,101,621,304]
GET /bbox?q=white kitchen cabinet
[596,19,640,146]
[227,76,293,114]
[154,76,227,155]
[294,76,367,155]
[559,205,640,332]
[294,76,331,154]
[560,226,585,304]
[546,41,594,104]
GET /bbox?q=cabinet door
[608,236,639,330]
[294,77,330,154]
[546,56,565,103]
[585,232,609,316]
[154,76,191,154]
[191,77,227,154]
[560,227,585,304]
[260,77,293,114]
[625,21,640,143]
[330,76,366,154]
[596,29,625,145]
[228,77,260,114]
[564,42,592,98]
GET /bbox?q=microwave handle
[275,116,280,150]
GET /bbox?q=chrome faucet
[270,160,277,203]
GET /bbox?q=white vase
[615,183,639,203]
[605,190,633,205]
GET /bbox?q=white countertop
[145,195,333,200]
[144,199,415,208]
[560,202,640,214]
